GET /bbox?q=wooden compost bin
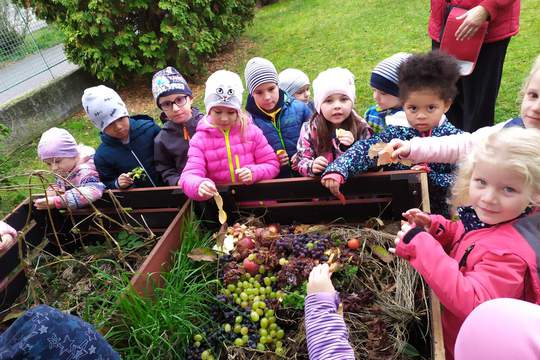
[0,171,444,359]
[0,186,190,313]
[221,170,445,360]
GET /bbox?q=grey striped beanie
[370,52,412,97]
[244,57,278,95]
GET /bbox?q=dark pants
[433,38,511,132]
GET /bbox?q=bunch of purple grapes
[278,233,332,260]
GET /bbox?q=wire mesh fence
[0,0,70,97]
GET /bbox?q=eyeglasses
[159,96,188,111]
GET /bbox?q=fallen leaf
[1,310,25,323]
[365,217,385,229]
[214,193,227,224]
[368,142,413,167]
[370,244,394,263]
[187,247,218,262]
[213,222,228,247]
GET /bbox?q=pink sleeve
[428,215,464,250]
[179,135,212,201]
[245,125,280,183]
[396,231,527,319]
[295,122,317,177]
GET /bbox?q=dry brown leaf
[368,142,413,167]
[370,244,394,263]
[214,193,227,224]
[187,247,217,262]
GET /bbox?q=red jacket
[396,211,540,360]
[429,0,520,43]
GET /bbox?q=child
[364,52,411,133]
[152,66,204,186]
[304,263,355,360]
[33,127,104,210]
[244,57,312,177]
[391,127,540,359]
[82,85,161,189]
[179,70,280,201]
[388,54,540,164]
[293,67,372,177]
[321,51,463,216]
[278,68,315,112]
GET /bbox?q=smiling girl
[293,67,372,177]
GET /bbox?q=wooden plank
[419,172,445,360]
[0,270,26,314]
[92,186,186,209]
[130,200,191,296]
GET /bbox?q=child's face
[469,161,532,225]
[320,94,353,126]
[252,82,279,111]
[159,94,193,124]
[372,88,401,110]
[294,85,310,103]
[403,90,451,133]
[104,116,130,141]
[521,70,540,129]
[44,157,78,177]
[209,106,239,130]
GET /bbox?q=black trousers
[433,38,511,132]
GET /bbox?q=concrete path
[0,44,79,106]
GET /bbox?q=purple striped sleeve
[304,292,355,360]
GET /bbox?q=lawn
[1,0,539,216]
[0,25,66,65]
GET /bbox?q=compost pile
[187,220,428,359]
[4,230,156,328]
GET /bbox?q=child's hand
[198,180,217,199]
[235,168,253,184]
[276,150,289,167]
[321,177,340,198]
[312,156,329,174]
[307,264,335,294]
[389,221,413,254]
[336,130,354,147]
[46,184,62,197]
[402,208,432,229]
[117,173,134,189]
[0,221,17,250]
[386,139,411,159]
[33,197,56,210]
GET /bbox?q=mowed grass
[2,0,539,216]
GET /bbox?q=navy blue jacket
[95,115,161,189]
[323,121,463,216]
[246,90,312,177]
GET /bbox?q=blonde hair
[520,54,540,98]
[450,127,540,208]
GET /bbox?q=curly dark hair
[398,50,460,102]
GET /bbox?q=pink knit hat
[312,67,356,114]
[37,127,79,160]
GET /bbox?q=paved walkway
[0,44,79,106]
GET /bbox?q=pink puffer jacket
[179,115,280,200]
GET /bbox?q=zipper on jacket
[458,244,475,269]
[221,129,236,183]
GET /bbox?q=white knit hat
[244,57,278,95]
[82,85,129,131]
[278,68,310,96]
[204,70,244,113]
[312,67,356,113]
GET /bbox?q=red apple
[243,258,259,275]
[347,238,361,250]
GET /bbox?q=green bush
[16,0,256,84]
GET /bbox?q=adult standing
[429,0,520,132]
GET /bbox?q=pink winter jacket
[179,116,280,201]
[429,0,520,43]
[396,212,540,360]
[405,120,511,164]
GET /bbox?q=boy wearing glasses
[82,85,161,189]
[152,67,204,186]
